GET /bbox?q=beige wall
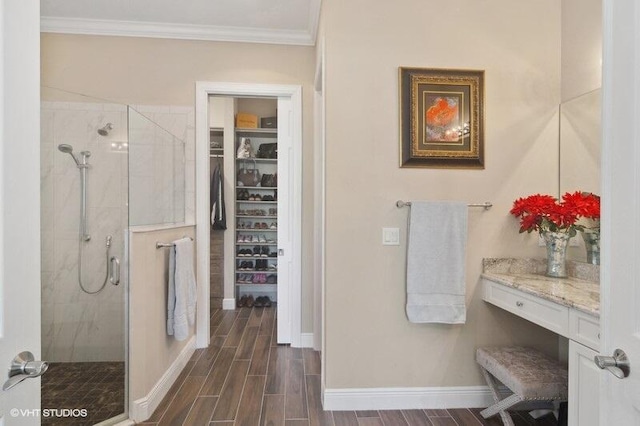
[41,34,317,332]
[321,0,562,389]
[129,225,196,404]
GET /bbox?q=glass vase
[581,230,600,265]
[542,231,570,278]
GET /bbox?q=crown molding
[307,0,322,46]
[41,16,316,46]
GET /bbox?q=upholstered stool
[476,346,568,426]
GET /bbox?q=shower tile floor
[41,361,125,425]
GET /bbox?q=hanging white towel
[167,237,197,341]
[406,201,468,324]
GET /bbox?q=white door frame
[313,36,327,399]
[194,82,303,348]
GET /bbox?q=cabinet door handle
[516,301,524,307]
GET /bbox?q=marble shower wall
[41,101,128,362]
[41,101,195,363]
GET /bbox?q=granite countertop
[481,258,600,317]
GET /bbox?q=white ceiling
[41,0,321,46]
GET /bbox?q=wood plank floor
[142,307,559,426]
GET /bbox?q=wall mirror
[559,88,601,197]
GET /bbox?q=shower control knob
[3,351,48,391]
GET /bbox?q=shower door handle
[3,351,48,391]
[110,256,120,285]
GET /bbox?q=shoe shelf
[235,125,279,306]
[235,256,277,260]
[236,185,276,190]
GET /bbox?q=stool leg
[479,367,519,426]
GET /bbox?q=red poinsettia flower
[561,191,600,220]
[510,191,600,235]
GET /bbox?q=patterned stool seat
[476,346,568,426]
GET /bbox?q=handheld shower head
[97,123,113,136]
[58,144,81,166]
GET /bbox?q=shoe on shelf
[254,296,265,308]
[237,235,245,243]
[269,222,277,229]
[268,263,277,271]
[263,296,272,307]
[252,246,261,257]
[261,246,269,257]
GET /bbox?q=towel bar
[156,237,194,249]
[396,200,492,210]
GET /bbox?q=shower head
[97,123,113,136]
[58,144,81,166]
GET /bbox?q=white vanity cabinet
[481,272,600,426]
[568,340,600,426]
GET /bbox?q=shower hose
[77,234,111,294]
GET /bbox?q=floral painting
[425,96,460,142]
[399,67,484,168]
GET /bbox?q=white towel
[167,237,197,341]
[406,201,468,324]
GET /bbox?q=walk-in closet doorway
[195,82,303,348]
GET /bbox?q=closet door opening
[196,83,302,347]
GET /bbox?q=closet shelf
[235,283,277,288]
[236,229,277,232]
[236,200,277,204]
[236,186,277,190]
[236,242,277,246]
[236,215,277,219]
[235,256,278,260]
[236,158,277,163]
[235,270,278,274]
[235,127,277,135]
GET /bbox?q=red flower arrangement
[510,191,600,236]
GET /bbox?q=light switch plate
[382,228,400,246]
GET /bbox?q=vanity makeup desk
[481,258,600,426]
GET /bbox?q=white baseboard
[131,336,196,423]
[323,386,496,411]
[222,298,236,310]
[300,333,314,348]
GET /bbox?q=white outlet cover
[382,228,400,246]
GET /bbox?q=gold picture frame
[399,67,485,168]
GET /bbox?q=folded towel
[406,201,468,324]
[167,237,197,341]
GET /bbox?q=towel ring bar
[396,200,492,210]
[156,236,194,249]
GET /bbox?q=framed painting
[399,67,485,168]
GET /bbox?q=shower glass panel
[128,107,186,226]
[41,87,129,425]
